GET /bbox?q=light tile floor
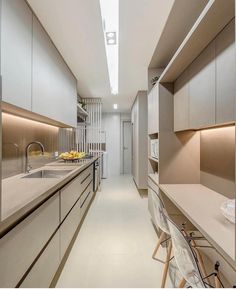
[56,175,174,288]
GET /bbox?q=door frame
[121,120,132,174]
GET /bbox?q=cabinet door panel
[20,231,60,288]
[189,42,215,129]
[32,16,77,127]
[60,166,93,220]
[60,199,82,258]
[216,19,235,124]
[80,182,93,218]
[1,0,32,110]
[148,90,152,134]
[174,69,189,131]
[148,85,159,134]
[0,193,60,288]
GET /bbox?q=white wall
[102,112,131,177]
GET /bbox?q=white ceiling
[27,0,174,112]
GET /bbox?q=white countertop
[0,157,97,236]
[159,184,235,262]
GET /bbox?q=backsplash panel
[2,113,75,179]
[200,125,235,198]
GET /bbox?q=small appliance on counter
[150,139,159,159]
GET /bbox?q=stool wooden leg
[194,248,210,285]
[152,231,165,259]
[214,273,221,288]
[178,278,186,288]
[161,240,172,288]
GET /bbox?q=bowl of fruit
[59,151,86,162]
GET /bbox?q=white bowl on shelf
[220,199,235,224]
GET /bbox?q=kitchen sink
[22,169,73,179]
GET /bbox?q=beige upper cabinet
[148,85,159,134]
[1,0,32,110]
[173,19,235,132]
[32,16,77,127]
[215,19,235,124]
[174,69,189,132]
[189,41,216,129]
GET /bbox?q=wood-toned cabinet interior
[0,163,95,288]
[174,18,235,132]
[0,0,77,127]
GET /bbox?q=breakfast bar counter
[159,184,235,265]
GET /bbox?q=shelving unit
[147,0,236,280]
[158,0,235,83]
[77,104,88,118]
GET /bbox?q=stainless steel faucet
[25,141,45,173]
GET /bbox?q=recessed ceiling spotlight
[106,32,116,45]
[107,32,115,38]
[100,0,119,95]
[107,38,115,45]
[113,103,118,109]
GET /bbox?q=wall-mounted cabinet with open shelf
[174,18,235,132]
[147,0,236,283]
[158,0,235,83]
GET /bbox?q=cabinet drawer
[0,193,60,288]
[79,169,93,195]
[60,199,81,258]
[78,164,93,185]
[79,181,92,208]
[60,166,93,220]
[61,176,82,221]
[80,183,94,218]
[20,231,60,288]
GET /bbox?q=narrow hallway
[56,175,171,288]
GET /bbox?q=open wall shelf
[158,0,235,83]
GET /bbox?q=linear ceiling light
[100,0,119,95]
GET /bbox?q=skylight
[99,0,119,95]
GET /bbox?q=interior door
[123,121,132,174]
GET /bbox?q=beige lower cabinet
[20,231,60,288]
[60,179,93,257]
[80,182,94,218]
[0,193,60,288]
[59,197,82,258]
[61,165,93,220]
